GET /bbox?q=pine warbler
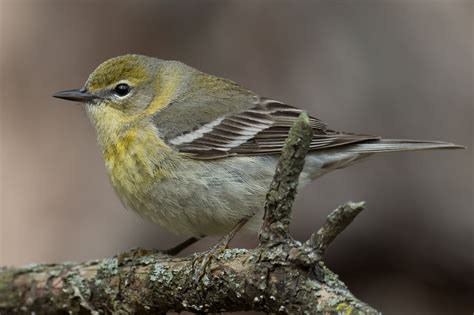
[53,54,463,253]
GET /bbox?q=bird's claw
[192,236,231,283]
[192,218,248,283]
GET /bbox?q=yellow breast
[86,105,179,202]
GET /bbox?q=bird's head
[53,54,191,124]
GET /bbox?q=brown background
[0,1,472,313]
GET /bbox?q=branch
[260,112,313,244]
[306,201,366,258]
[0,113,378,314]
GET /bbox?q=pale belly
[110,152,357,237]
[119,156,278,236]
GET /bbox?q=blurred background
[0,0,472,313]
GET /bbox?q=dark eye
[114,83,131,97]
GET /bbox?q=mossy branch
[0,113,378,314]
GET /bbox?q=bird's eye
[113,83,131,97]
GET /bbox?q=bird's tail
[344,139,465,154]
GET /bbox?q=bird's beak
[53,88,100,103]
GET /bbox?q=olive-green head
[53,54,187,116]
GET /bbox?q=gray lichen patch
[149,263,172,283]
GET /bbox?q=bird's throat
[86,105,178,197]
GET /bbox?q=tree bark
[0,113,378,314]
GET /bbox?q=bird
[53,54,463,255]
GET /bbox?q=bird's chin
[84,103,98,118]
[84,100,111,116]
[84,102,97,111]
[84,102,130,134]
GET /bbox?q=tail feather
[345,139,465,154]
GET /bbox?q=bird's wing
[167,98,380,159]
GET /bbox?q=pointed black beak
[53,88,100,103]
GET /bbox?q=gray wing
[167,98,380,159]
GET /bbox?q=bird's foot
[192,219,248,283]
[117,237,201,264]
[116,247,156,264]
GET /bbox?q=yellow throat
[86,104,178,199]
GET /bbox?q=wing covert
[167,98,379,159]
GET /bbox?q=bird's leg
[193,218,248,282]
[163,237,201,256]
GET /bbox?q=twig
[260,112,313,244]
[306,201,366,257]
